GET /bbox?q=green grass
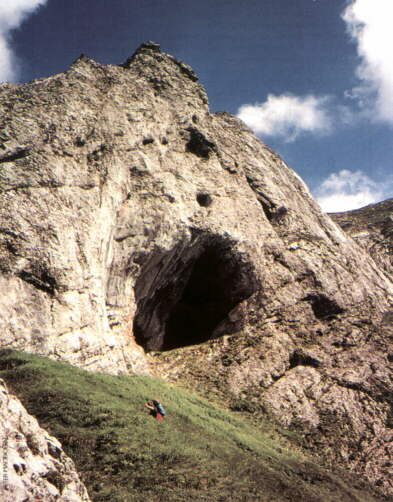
[0,350,384,502]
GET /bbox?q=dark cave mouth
[133,238,258,352]
[304,293,345,321]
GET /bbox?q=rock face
[331,198,393,279]
[0,378,90,502]
[0,42,392,494]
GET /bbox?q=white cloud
[237,94,332,142]
[342,0,393,124]
[314,169,390,212]
[0,0,47,82]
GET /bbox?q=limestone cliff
[0,42,392,494]
[331,198,393,279]
[0,378,90,501]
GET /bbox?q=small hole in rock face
[142,137,154,145]
[186,127,216,158]
[75,137,86,147]
[305,293,344,321]
[289,350,321,369]
[197,192,212,207]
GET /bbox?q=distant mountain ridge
[331,198,393,279]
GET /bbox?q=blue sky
[1,0,392,212]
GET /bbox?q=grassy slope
[0,350,385,502]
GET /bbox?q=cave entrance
[133,237,258,352]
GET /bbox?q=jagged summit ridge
[134,40,162,53]
[122,40,200,83]
[0,44,392,493]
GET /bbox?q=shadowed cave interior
[133,237,258,352]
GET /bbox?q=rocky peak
[133,40,162,53]
[121,40,207,106]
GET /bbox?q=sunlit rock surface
[331,198,393,279]
[0,42,392,494]
[0,378,90,502]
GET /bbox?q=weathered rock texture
[331,198,393,279]
[0,378,90,501]
[0,42,392,494]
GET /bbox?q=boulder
[0,378,90,501]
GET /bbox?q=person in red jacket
[145,399,166,421]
